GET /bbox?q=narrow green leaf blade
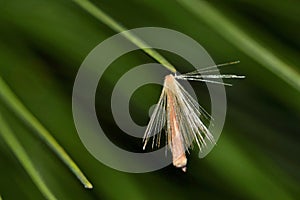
[177,0,300,91]
[72,0,177,72]
[0,114,57,200]
[0,77,93,189]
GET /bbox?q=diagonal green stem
[72,0,177,73]
[0,77,93,189]
[177,0,300,92]
[0,114,57,200]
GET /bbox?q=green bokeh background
[0,0,299,199]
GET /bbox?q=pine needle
[72,0,176,73]
[177,0,300,92]
[0,114,57,200]
[0,77,93,189]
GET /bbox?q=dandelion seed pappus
[143,61,244,172]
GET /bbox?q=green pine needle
[72,0,177,73]
[0,77,93,189]
[177,0,300,92]
[0,114,57,200]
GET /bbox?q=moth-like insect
[142,61,244,172]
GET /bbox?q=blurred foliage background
[0,0,299,199]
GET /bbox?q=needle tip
[84,183,93,189]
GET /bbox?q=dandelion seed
[143,61,244,172]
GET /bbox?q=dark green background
[0,0,299,199]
